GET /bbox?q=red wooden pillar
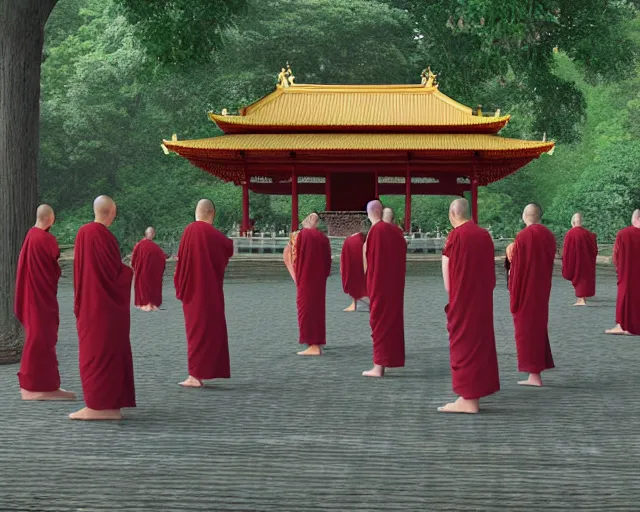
[471,178,479,224]
[325,172,332,210]
[241,179,250,236]
[291,167,298,233]
[374,171,379,199]
[404,168,411,233]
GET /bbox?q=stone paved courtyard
[1,261,639,511]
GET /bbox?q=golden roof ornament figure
[221,108,228,116]
[286,62,295,86]
[277,67,289,87]
[421,66,437,88]
[277,62,295,87]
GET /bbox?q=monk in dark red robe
[606,209,640,336]
[562,213,597,306]
[363,200,406,377]
[340,231,367,312]
[175,199,234,387]
[131,226,168,311]
[509,204,556,387]
[71,196,135,420]
[439,199,499,413]
[283,213,332,356]
[15,205,75,401]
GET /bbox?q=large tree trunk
[0,0,57,364]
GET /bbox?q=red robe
[292,228,332,345]
[366,221,406,367]
[613,226,640,335]
[443,221,500,399]
[562,227,597,298]
[74,222,136,410]
[340,233,367,301]
[174,222,234,379]
[509,224,556,374]
[14,227,62,392]
[131,238,168,307]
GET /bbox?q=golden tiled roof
[210,84,510,133]
[164,133,553,157]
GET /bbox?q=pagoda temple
[163,67,554,235]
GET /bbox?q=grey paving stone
[1,262,638,511]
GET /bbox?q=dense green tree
[0,0,243,362]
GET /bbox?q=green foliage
[41,0,640,251]
[113,0,247,65]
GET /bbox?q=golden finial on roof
[277,62,295,88]
[171,133,178,141]
[221,108,228,116]
[286,62,295,86]
[543,132,547,142]
[494,109,501,117]
[420,66,437,88]
[277,67,289,87]
[476,105,483,116]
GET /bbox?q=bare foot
[343,301,356,312]
[437,397,479,414]
[69,407,122,421]
[21,388,76,401]
[605,324,632,335]
[297,345,323,356]
[518,373,543,387]
[179,376,204,387]
[572,298,587,306]
[140,304,153,312]
[362,364,385,378]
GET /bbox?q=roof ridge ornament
[277,62,295,87]
[420,66,438,88]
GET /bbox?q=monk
[131,226,168,312]
[439,198,499,413]
[363,200,406,377]
[175,199,234,387]
[340,228,368,312]
[505,242,514,288]
[606,209,640,336]
[15,205,75,401]
[382,207,395,224]
[71,196,135,420]
[562,213,597,306]
[509,204,556,387]
[284,213,332,356]
[383,206,405,234]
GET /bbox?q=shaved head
[35,204,55,230]
[195,199,216,223]
[145,227,155,240]
[571,212,583,228]
[449,198,470,227]
[522,203,542,226]
[302,212,320,229]
[382,207,394,223]
[633,209,640,228]
[93,195,117,227]
[367,200,383,223]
